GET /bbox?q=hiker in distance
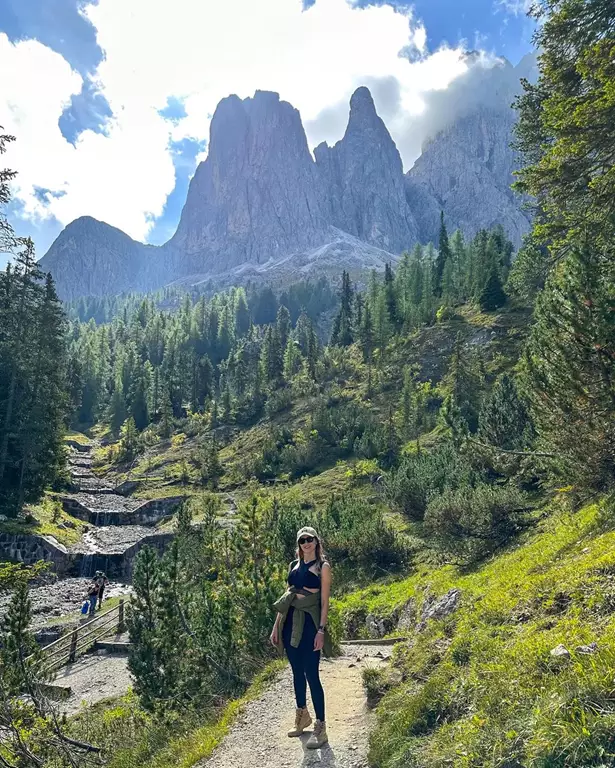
[270,526,332,749]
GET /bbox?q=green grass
[268,460,357,508]
[335,497,615,767]
[64,431,92,447]
[0,496,87,547]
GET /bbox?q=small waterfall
[80,553,95,578]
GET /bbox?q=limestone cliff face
[405,106,531,248]
[404,54,536,248]
[38,217,167,301]
[315,87,419,253]
[169,90,328,273]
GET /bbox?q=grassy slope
[0,496,88,547]
[336,498,615,767]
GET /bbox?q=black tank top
[288,558,321,590]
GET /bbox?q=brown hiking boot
[306,719,328,749]
[288,707,312,737]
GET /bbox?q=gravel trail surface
[53,650,133,716]
[197,644,388,768]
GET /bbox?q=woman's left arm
[314,563,331,651]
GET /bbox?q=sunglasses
[298,536,315,545]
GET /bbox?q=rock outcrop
[315,86,418,253]
[405,106,531,248]
[404,55,535,248]
[169,90,330,274]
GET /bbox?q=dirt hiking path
[53,653,132,716]
[198,644,388,768]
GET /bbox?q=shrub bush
[423,483,531,562]
[384,444,478,521]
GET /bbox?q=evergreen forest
[1,0,615,765]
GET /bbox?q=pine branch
[466,436,558,458]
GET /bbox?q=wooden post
[68,628,78,663]
[118,599,125,634]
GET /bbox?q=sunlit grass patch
[337,499,615,767]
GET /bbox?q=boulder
[396,598,417,632]
[575,642,598,655]
[550,644,571,659]
[417,588,462,631]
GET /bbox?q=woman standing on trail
[270,526,332,750]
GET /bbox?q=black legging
[283,608,325,721]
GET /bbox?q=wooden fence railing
[31,598,128,673]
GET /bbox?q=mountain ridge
[40,60,534,300]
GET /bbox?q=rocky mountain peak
[315,85,418,252]
[348,85,377,120]
[169,89,328,273]
[40,73,533,299]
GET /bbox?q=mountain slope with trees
[1,1,614,763]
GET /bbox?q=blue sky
[0,0,535,267]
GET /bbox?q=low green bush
[423,482,532,563]
[384,444,478,521]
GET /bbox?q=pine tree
[260,325,283,385]
[435,211,451,296]
[201,437,223,488]
[127,546,164,711]
[0,131,19,253]
[478,373,532,452]
[479,266,507,312]
[420,247,436,324]
[119,417,139,461]
[400,368,414,438]
[441,256,456,308]
[306,320,319,380]
[440,393,468,448]
[374,290,390,356]
[130,366,150,430]
[283,336,301,382]
[276,305,292,351]
[445,332,483,433]
[331,270,354,346]
[159,389,174,438]
[381,406,400,469]
[0,581,47,692]
[0,239,68,515]
[383,263,398,330]
[470,229,491,299]
[358,302,374,363]
[16,273,67,510]
[522,239,615,487]
[513,0,615,489]
[234,288,251,338]
[450,230,466,300]
[222,382,233,423]
[109,376,128,435]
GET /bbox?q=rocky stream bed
[1,443,181,639]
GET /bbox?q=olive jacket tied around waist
[272,586,334,657]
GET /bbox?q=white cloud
[1,0,474,248]
[497,0,534,16]
[0,33,175,242]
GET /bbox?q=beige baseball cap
[296,526,319,541]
